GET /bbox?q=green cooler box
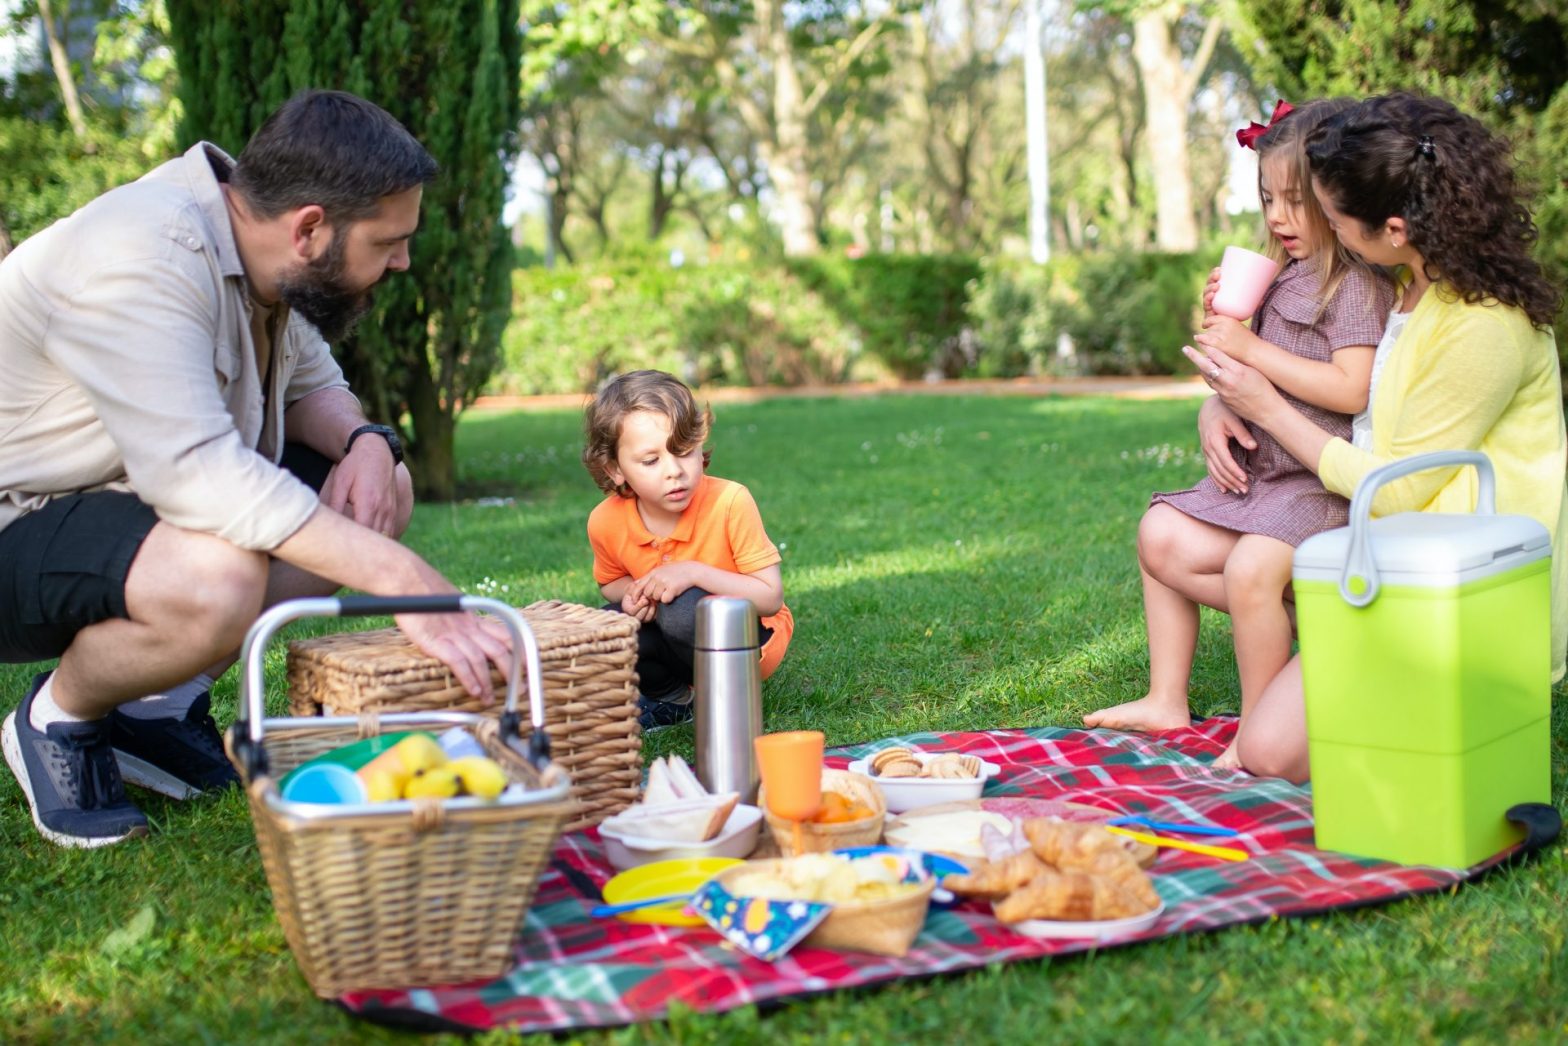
[1293,451,1551,868]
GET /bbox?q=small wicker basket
[761,768,886,855]
[714,858,935,958]
[286,600,639,831]
[227,596,575,998]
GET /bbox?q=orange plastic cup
[754,730,824,822]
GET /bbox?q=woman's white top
[1351,308,1410,450]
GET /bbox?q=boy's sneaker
[109,691,239,800]
[637,687,695,732]
[1,672,150,848]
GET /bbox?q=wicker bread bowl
[760,767,886,855]
[713,857,935,957]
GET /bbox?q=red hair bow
[1236,100,1295,150]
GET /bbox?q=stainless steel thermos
[693,595,763,802]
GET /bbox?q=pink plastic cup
[1210,246,1282,320]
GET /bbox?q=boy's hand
[621,588,657,622]
[636,562,702,605]
[1196,315,1263,365]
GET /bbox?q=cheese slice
[885,810,1014,859]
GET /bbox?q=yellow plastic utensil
[1106,825,1249,862]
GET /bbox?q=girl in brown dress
[1085,100,1395,770]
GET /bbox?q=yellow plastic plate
[600,856,745,926]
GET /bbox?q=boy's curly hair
[582,370,713,497]
[1306,92,1562,328]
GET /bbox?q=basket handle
[231,595,550,780]
[1339,450,1495,607]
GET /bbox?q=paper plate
[999,899,1166,941]
[600,856,745,926]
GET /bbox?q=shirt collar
[626,476,705,545]
[182,141,247,281]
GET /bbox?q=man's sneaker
[637,687,695,732]
[109,691,239,800]
[1,672,150,848]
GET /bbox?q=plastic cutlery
[1105,825,1249,862]
[590,893,691,918]
[1107,816,1239,838]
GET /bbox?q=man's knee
[390,463,414,538]
[129,527,269,652]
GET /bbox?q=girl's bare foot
[1211,739,1247,771]
[1082,695,1190,734]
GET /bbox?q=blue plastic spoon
[589,892,692,918]
[1107,816,1239,838]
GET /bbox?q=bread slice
[666,754,708,799]
[643,757,681,806]
[602,793,740,843]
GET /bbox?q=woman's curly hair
[582,370,713,497]
[1306,92,1562,329]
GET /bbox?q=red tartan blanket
[336,719,1554,1034]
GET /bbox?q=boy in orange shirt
[582,371,794,730]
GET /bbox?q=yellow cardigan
[1317,286,1568,681]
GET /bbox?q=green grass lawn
[2,391,1565,1044]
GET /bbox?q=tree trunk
[406,377,456,502]
[759,0,819,256]
[37,0,94,150]
[1132,5,1197,251]
[0,214,12,260]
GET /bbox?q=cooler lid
[1295,511,1551,586]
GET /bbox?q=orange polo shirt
[588,475,794,677]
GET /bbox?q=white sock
[116,674,216,721]
[28,674,95,730]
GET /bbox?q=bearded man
[0,90,509,847]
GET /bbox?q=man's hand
[325,437,405,535]
[395,603,514,702]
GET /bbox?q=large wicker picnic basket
[226,595,575,998]
[285,599,640,830]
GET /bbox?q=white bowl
[845,750,1001,814]
[598,804,764,871]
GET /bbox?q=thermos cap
[696,595,758,650]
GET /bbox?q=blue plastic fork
[590,892,691,918]
[1107,816,1239,838]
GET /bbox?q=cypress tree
[166,0,522,500]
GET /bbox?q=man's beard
[276,232,376,343]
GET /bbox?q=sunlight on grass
[1,391,1564,1044]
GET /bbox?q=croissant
[1021,817,1162,910]
[942,850,1047,900]
[994,869,1153,924]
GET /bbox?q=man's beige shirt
[0,142,352,550]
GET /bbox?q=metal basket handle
[231,595,549,780]
[1340,450,1496,607]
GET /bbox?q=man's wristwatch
[344,423,404,466]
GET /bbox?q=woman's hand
[1184,343,1285,428]
[1197,395,1255,494]
[1195,315,1265,366]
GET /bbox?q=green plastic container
[1293,451,1552,868]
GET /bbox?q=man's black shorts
[0,444,334,663]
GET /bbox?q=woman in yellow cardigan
[1189,93,1566,783]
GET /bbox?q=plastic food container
[1294,451,1551,868]
[598,804,765,871]
[844,750,1001,814]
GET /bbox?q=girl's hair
[1306,92,1562,328]
[582,370,713,497]
[1253,97,1383,314]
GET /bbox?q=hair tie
[1236,99,1295,150]
[1416,135,1436,159]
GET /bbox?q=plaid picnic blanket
[337,718,1557,1034]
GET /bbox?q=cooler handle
[232,595,548,779]
[1340,450,1496,607]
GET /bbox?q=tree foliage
[165,0,522,501]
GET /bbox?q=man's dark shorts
[0,444,334,663]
